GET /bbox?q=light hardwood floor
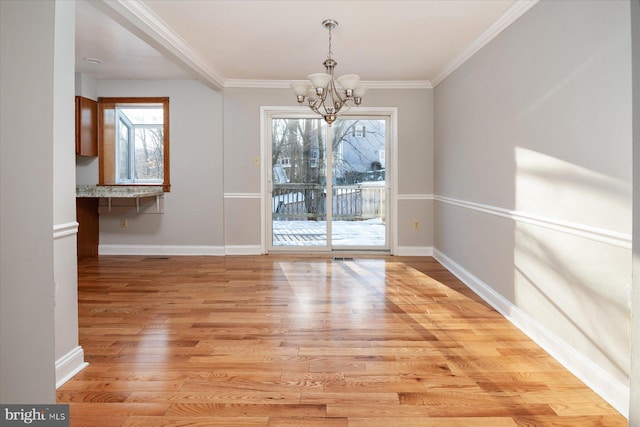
[57,255,627,426]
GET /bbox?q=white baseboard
[99,244,225,256]
[55,346,88,389]
[433,248,629,418]
[395,246,433,256]
[225,245,263,255]
[98,244,431,257]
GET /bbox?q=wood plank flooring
[57,255,627,426]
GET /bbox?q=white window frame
[114,107,164,185]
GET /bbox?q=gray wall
[223,87,433,252]
[81,85,434,254]
[0,0,57,403]
[434,0,632,415]
[76,85,433,255]
[80,80,225,253]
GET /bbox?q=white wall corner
[431,0,540,86]
[99,244,225,256]
[433,248,630,418]
[55,346,88,389]
[395,246,434,257]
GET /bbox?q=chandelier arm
[329,79,347,105]
[308,96,325,115]
[308,103,322,115]
[317,91,329,113]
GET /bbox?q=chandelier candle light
[291,19,366,125]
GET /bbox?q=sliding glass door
[270,118,328,248]
[267,114,389,252]
[330,118,387,249]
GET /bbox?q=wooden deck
[57,255,627,426]
[272,219,386,247]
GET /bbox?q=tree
[134,127,163,180]
[331,119,385,183]
[300,119,323,217]
[271,117,386,218]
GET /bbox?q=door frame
[260,106,398,254]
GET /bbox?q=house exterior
[1,0,638,422]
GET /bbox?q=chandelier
[291,19,366,125]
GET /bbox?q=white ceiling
[75,0,538,89]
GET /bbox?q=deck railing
[272,182,386,221]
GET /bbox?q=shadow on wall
[515,147,630,233]
[514,222,630,382]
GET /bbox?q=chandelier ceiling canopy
[291,19,366,125]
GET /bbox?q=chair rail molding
[434,195,631,249]
[53,222,79,239]
[397,193,434,200]
[224,193,261,199]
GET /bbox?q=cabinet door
[76,198,99,260]
[76,96,98,156]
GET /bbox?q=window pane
[271,118,327,247]
[134,127,164,182]
[333,119,385,184]
[119,107,163,125]
[117,118,131,182]
[117,105,164,183]
[332,118,387,248]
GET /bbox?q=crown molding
[95,0,536,91]
[224,79,433,90]
[224,80,293,89]
[361,81,433,90]
[432,0,539,86]
[95,0,226,90]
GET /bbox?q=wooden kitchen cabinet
[76,198,99,260]
[75,96,98,156]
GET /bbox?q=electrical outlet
[120,217,128,229]
[412,220,420,230]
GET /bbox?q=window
[277,157,292,168]
[309,149,319,168]
[98,97,170,191]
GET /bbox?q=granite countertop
[76,185,164,198]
